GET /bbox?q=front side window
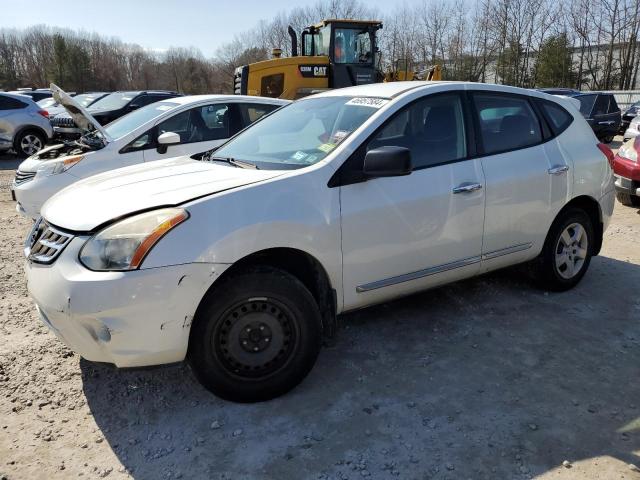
[158,104,231,144]
[211,96,383,169]
[104,101,181,139]
[334,28,372,64]
[473,93,542,154]
[367,94,467,169]
[261,74,284,98]
[313,25,331,57]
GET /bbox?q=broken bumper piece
[26,237,224,367]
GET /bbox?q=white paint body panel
[13,95,289,218]
[25,82,615,367]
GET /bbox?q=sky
[1,0,396,57]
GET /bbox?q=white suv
[25,82,615,402]
[12,85,288,217]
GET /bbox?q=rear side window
[237,103,278,126]
[593,95,609,115]
[576,95,597,116]
[473,93,542,154]
[608,96,620,113]
[0,96,27,110]
[367,93,467,169]
[539,100,573,135]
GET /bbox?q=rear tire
[188,266,322,403]
[14,130,45,157]
[530,208,594,292]
[616,191,640,207]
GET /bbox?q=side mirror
[157,131,180,154]
[363,146,412,178]
[129,103,141,110]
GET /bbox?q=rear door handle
[452,182,483,194]
[597,120,615,125]
[548,165,570,175]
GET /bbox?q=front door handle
[548,165,570,175]
[452,182,483,194]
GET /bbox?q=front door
[339,92,485,310]
[143,103,233,161]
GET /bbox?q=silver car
[0,93,53,157]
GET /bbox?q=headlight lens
[618,139,638,163]
[79,208,189,271]
[35,155,84,177]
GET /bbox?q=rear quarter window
[538,100,573,135]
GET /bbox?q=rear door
[590,94,618,139]
[339,92,485,310]
[471,91,569,272]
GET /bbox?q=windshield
[211,96,386,169]
[576,94,597,116]
[74,93,104,107]
[88,92,138,111]
[103,101,180,139]
[37,98,58,108]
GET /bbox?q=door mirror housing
[157,131,180,154]
[129,103,141,111]
[363,146,412,178]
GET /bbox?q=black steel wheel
[188,266,323,402]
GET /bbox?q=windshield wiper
[208,156,259,170]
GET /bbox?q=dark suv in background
[574,92,621,143]
[50,90,182,139]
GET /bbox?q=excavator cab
[234,19,383,100]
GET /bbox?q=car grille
[14,170,36,185]
[26,219,73,265]
[51,116,76,128]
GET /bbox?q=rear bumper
[612,154,640,196]
[26,237,224,367]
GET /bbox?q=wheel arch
[195,247,337,339]
[13,125,49,148]
[556,195,604,255]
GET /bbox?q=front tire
[616,191,640,207]
[188,267,322,403]
[14,130,45,157]
[530,208,594,292]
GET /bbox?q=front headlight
[35,155,84,177]
[79,208,189,271]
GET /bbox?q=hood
[51,83,112,143]
[41,156,285,231]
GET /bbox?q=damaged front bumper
[26,236,227,367]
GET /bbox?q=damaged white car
[11,84,288,218]
[25,82,614,402]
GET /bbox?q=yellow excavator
[233,19,442,100]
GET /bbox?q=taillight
[597,143,615,166]
[617,138,639,163]
[38,110,49,119]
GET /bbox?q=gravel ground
[1,149,639,480]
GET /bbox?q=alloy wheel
[20,134,43,155]
[555,222,588,279]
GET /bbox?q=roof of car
[1,92,36,103]
[161,94,290,106]
[312,81,559,100]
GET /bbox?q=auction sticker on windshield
[345,97,389,108]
